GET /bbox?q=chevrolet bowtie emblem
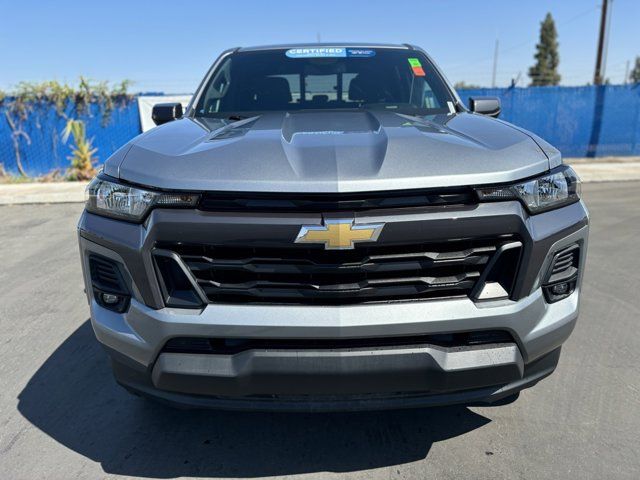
[295,219,384,250]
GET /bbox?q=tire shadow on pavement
[18,320,492,478]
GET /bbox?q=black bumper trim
[112,347,560,412]
[151,342,523,397]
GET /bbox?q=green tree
[630,57,640,84]
[529,13,561,86]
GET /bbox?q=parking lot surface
[0,182,638,479]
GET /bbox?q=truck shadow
[18,320,491,478]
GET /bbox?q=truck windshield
[194,47,455,117]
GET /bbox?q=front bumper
[78,199,589,410]
[109,342,562,411]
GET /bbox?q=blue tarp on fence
[0,102,140,177]
[457,85,640,158]
[1,85,639,176]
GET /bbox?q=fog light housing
[88,255,131,313]
[551,283,569,295]
[542,244,580,303]
[543,280,576,303]
[93,288,130,313]
[101,292,120,305]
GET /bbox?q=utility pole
[491,39,499,88]
[594,0,611,85]
[624,60,630,84]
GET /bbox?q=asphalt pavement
[0,182,638,479]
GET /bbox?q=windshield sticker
[286,47,346,58]
[346,48,376,57]
[286,47,376,58]
[408,57,425,76]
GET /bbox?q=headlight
[476,165,580,214]
[85,175,200,222]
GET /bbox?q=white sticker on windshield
[286,47,346,58]
[285,47,376,58]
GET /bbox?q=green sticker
[408,58,422,67]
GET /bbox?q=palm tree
[62,119,97,180]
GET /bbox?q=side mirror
[469,97,501,118]
[152,103,184,126]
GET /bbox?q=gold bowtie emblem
[295,219,384,250]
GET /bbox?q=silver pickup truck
[77,43,588,410]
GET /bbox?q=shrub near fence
[1,85,639,177]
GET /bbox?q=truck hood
[109,110,550,192]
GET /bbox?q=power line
[444,5,600,86]
[444,5,598,73]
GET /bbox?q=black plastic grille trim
[546,244,580,285]
[88,255,128,294]
[198,188,477,213]
[162,330,516,355]
[157,236,520,305]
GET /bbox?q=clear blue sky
[0,0,637,92]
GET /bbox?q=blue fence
[1,85,639,177]
[457,85,640,158]
[0,101,141,177]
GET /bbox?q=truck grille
[156,236,520,305]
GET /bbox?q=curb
[568,161,640,183]
[0,181,89,205]
[1,161,639,206]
